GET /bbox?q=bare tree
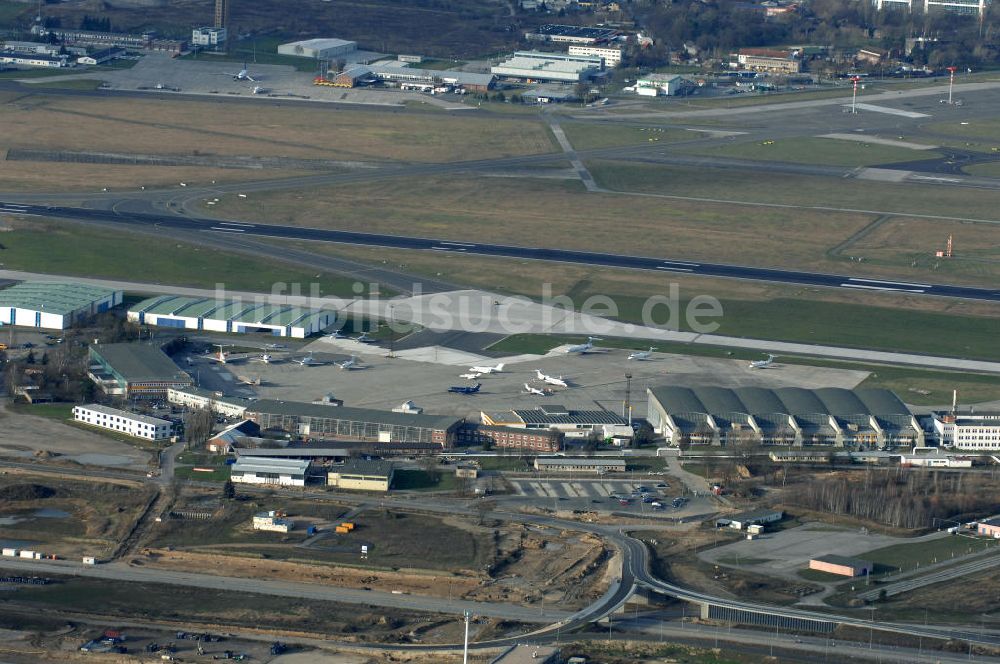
[182,407,214,447]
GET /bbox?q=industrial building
[327,460,394,492]
[207,420,261,453]
[128,295,334,338]
[568,44,622,67]
[491,51,603,83]
[809,554,873,578]
[874,0,990,16]
[482,405,628,440]
[245,399,465,447]
[533,457,625,474]
[166,386,252,418]
[88,343,193,399]
[978,517,1000,538]
[0,52,68,68]
[647,386,923,449]
[232,439,438,460]
[929,410,1000,450]
[526,24,619,44]
[77,47,126,65]
[252,511,292,533]
[734,48,801,73]
[231,457,312,487]
[716,509,784,530]
[635,73,685,96]
[0,282,122,330]
[463,424,563,453]
[72,404,173,441]
[279,38,358,59]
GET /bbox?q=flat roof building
[718,509,784,530]
[636,73,685,97]
[167,386,252,419]
[128,295,334,338]
[533,457,625,474]
[73,404,173,441]
[809,554,873,577]
[0,282,122,330]
[930,410,1000,451]
[491,51,603,83]
[278,38,357,59]
[231,457,312,487]
[464,424,563,453]
[735,48,801,73]
[568,44,622,67]
[483,405,628,439]
[246,399,464,447]
[191,27,227,48]
[648,385,922,449]
[526,24,619,44]
[88,343,192,399]
[327,459,394,492]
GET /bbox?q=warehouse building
[647,385,922,449]
[0,282,122,330]
[278,38,357,59]
[635,73,685,96]
[717,509,784,530]
[72,404,173,441]
[929,410,1000,450]
[88,343,193,399]
[533,457,625,474]
[166,386,252,418]
[327,459,394,492]
[0,52,68,68]
[77,47,126,65]
[526,24,619,44]
[482,404,628,440]
[231,457,312,486]
[734,48,801,73]
[128,295,334,338]
[246,399,465,447]
[809,554,873,578]
[491,51,603,83]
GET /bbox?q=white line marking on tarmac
[840,284,926,293]
[656,266,694,272]
[439,241,476,247]
[847,277,931,288]
[209,227,246,232]
[220,222,256,227]
[849,103,930,118]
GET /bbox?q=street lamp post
[947,66,958,105]
[851,76,861,114]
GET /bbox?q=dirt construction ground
[0,403,151,469]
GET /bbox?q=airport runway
[4,200,998,303]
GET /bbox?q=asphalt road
[4,201,998,303]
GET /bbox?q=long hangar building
[128,295,333,338]
[0,282,122,330]
[648,385,923,448]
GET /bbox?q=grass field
[203,174,876,275]
[559,123,701,150]
[0,89,555,166]
[678,136,942,167]
[964,161,1000,177]
[393,469,462,492]
[0,0,28,23]
[860,535,998,574]
[0,220,371,297]
[21,79,104,91]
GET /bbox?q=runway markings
[656,266,694,272]
[849,103,930,118]
[841,283,926,293]
[209,226,246,233]
[847,277,931,288]
[439,241,476,247]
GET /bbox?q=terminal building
[491,51,604,83]
[245,399,465,447]
[647,386,923,449]
[128,295,334,339]
[72,404,173,441]
[929,410,1000,450]
[88,343,193,399]
[0,282,123,330]
[482,405,629,440]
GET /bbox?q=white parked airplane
[264,343,286,350]
[459,372,483,380]
[227,64,257,81]
[324,330,347,340]
[628,346,657,361]
[292,353,327,367]
[536,369,568,388]
[336,355,362,370]
[524,383,549,396]
[356,332,376,343]
[565,337,602,354]
[469,362,504,375]
[250,353,275,364]
[207,344,231,364]
[237,375,261,386]
[749,354,776,369]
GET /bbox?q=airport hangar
[128,295,333,338]
[491,51,605,83]
[0,282,123,330]
[647,386,924,449]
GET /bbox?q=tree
[182,407,214,447]
[223,480,236,501]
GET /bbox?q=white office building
[191,27,227,48]
[231,457,311,487]
[568,45,622,67]
[73,404,173,441]
[931,411,1000,450]
[166,386,252,419]
[635,74,684,97]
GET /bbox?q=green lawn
[392,469,461,492]
[964,161,1000,178]
[24,79,104,91]
[560,123,699,150]
[174,465,230,482]
[0,221,380,297]
[861,535,999,574]
[473,457,533,471]
[11,403,74,421]
[678,136,941,168]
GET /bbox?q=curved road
[3,201,998,303]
